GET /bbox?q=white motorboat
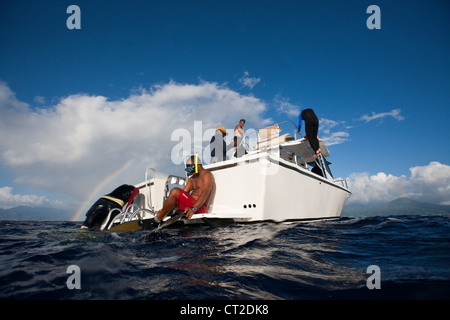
[103,121,351,231]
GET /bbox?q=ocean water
[0,215,449,300]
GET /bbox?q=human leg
[302,109,320,155]
[311,120,321,155]
[156,187,181,221]
[305,121,320,155]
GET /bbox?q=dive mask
[185,153,199,175]
[185,165,195,174]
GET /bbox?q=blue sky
[0,0,449,214]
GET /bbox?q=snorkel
[195,151,198,174]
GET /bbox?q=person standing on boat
[154,155,216,223]
[210,126,233,163]
[298,109,321,157]
[234,119,248,158]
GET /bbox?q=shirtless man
[154,155,215,223]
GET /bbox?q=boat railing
[279,144,334,180]
[316,154,334,180]
[144,168,157,211]
[270,124,336,181]
[242,120,299,152]
[227,120,349,188]
[279,145,308,168]
[163,175,186,204]
[333,178,348,189]
[103,204,155,230]
[275,120,299,139]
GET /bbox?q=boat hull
[202,154,351,222]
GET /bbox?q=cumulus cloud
[409,162,450,204]
[0,81,267,201]
[358,108,404,123]
[0,80,29,112]
[239,71,261,89]
[0,186,67,209]
[347,161,450,205]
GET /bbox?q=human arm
[298,110,303,134]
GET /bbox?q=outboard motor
[81,184,139,230]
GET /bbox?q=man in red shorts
[154,155,215,224]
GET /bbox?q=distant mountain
[343,197,450,217]
[0,206,74,221]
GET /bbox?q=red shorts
[176,189,208,214]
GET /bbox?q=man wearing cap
[154,155,215,223]
[210,126,233,163]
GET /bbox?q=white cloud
[347,161,450,205]
[0,186,67,209]
[273,95,300,117]
[0,80,29,112]
[409,161,450,204]
[34,96,45,104]
[321,131,350,146]
[320,118,347,135]
[318,118,350,146]
[358,108,404,123]
[319,108,405,147]
[346,172,410,204]
[0,81,267,202]
[239,71,261,89]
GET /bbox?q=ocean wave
[0,215,449,299]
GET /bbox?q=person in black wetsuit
[298,108,321,157]
[81,184,139,230]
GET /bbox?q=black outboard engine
[81,184,139,230]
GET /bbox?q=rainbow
[70,157,136,222]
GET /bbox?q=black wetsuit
[82,184,137,229]
[300,108,320,154]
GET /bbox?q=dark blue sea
[1,215,449,302]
